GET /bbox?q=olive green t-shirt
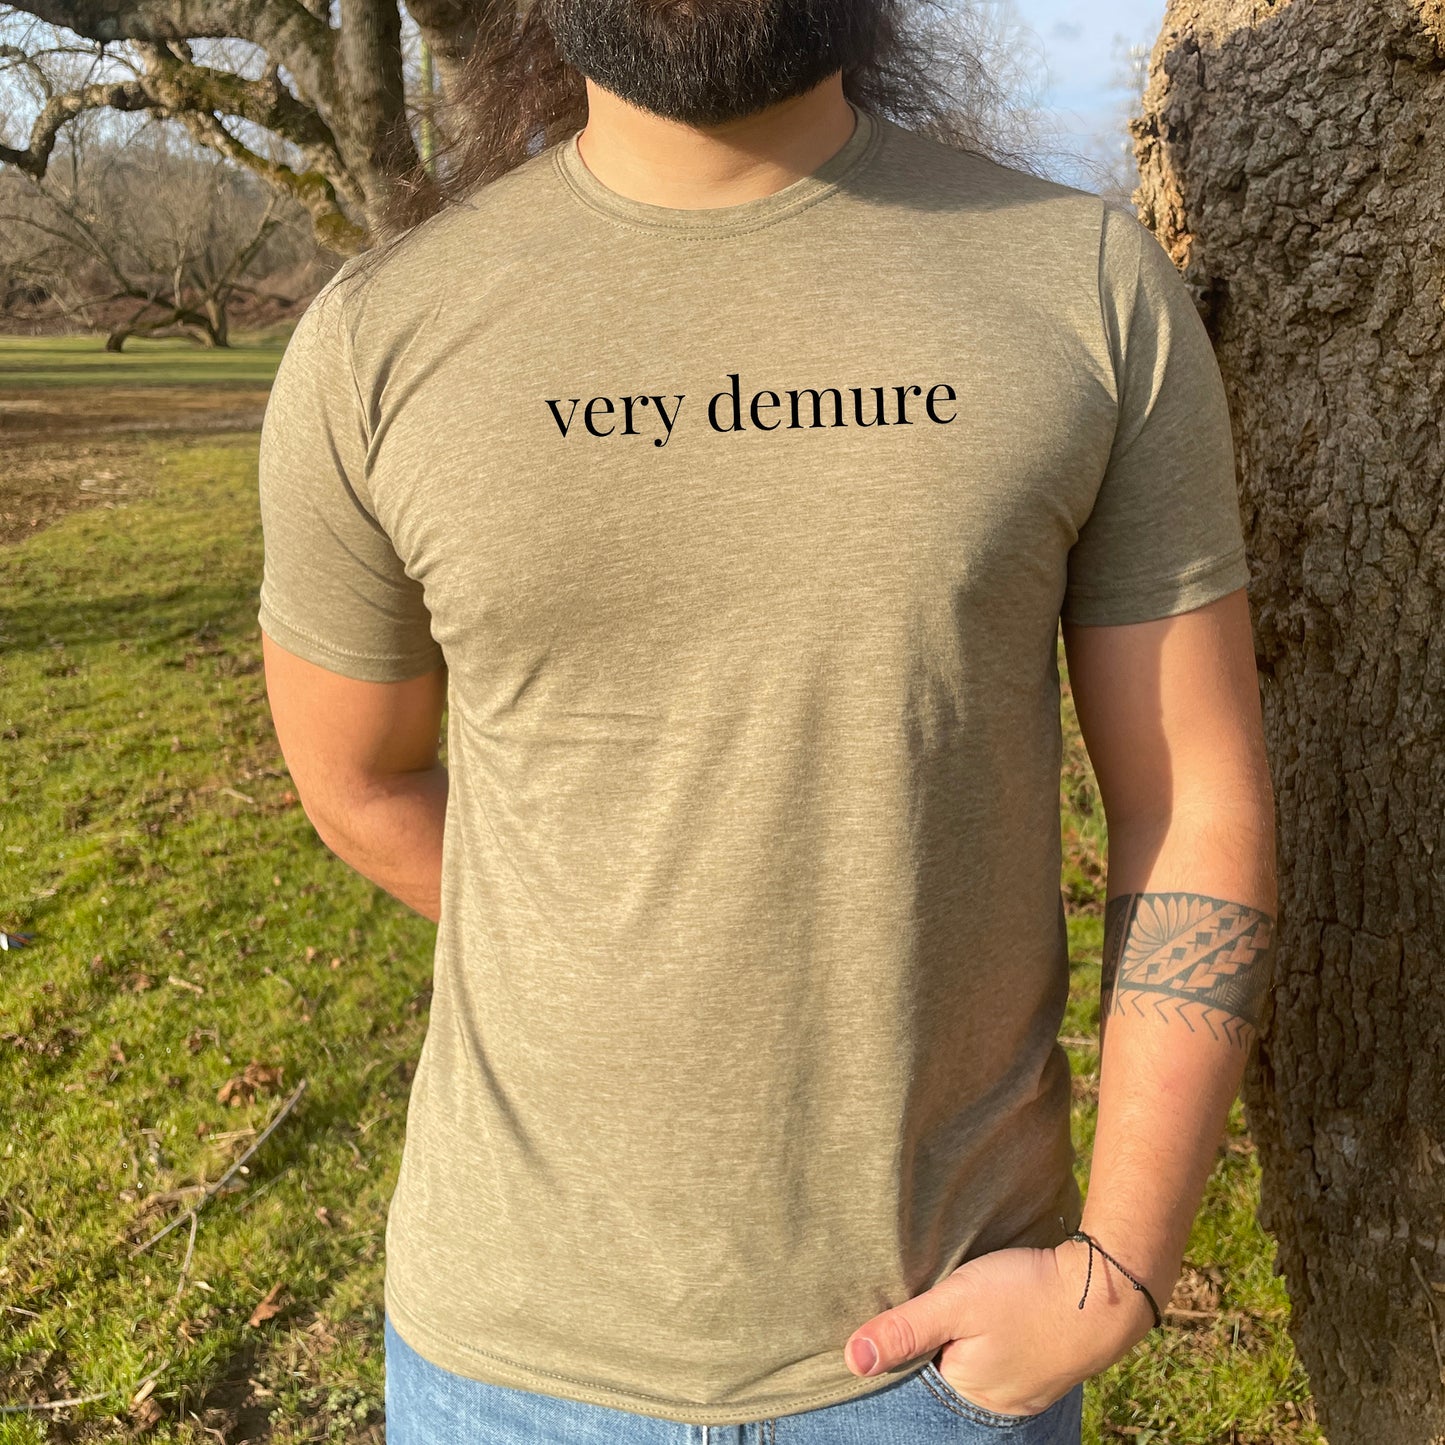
[256,100,1248,1425]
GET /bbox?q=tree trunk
[1133,2,1445,1441]
[334,0,415,230]
[204,295,230,349]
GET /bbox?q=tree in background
[1134,1,1444,1440]
[1085,32,1151,207]
[0,117,319,346]
[0,0,466,251]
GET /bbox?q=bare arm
[260,632,449,923]
[1061,586,1277,1328]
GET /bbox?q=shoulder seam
[338,293,372,474]
[317,268,385,525]
[1097,203,1148,454]
[1095,199,1121,444]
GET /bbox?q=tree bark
[333,0,412,221]
[1133,3,1445,1441]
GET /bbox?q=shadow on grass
[3,587,262,654]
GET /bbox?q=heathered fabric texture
[256,100,1249,1426]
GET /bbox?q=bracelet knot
[1058,1218,1165,1331]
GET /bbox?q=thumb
[843,1272,973,1377]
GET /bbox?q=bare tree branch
[0,75,148,175]
[171,107,364,252]
[132,41,348,187]
[5,0,336,110]
[0,0,426,249]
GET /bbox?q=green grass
[0,334,289,391]
[0,365,1321,1441]
[1,434,422,1443]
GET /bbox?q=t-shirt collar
[553,99,881,237]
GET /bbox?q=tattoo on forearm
[1101,892,1276,1047]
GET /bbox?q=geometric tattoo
[1101,892,1276,1048]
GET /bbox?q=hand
[842,1240,1162,1417]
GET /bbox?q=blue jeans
[384,1312,1084,1443]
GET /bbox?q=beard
[539,0,885,126]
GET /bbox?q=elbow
[296,789,352,860]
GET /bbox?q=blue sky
[1008,0,1168,185]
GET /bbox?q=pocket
[913,1359,1064,1431]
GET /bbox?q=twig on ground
[134,1182,234,1218]
[130,1077,307,1257]
[0,1386,113,1414]
[173,1210,199,1299]
[203,1127,257,1145]
[230,1165,291,1216]
[0,1359,168,1416]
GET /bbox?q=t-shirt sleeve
[256,272,445,682]
[1060,203,1250,626]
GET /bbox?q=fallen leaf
[247,1282,286,1328]
[217,1060,285,1107]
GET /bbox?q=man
[257,0,1278,1439]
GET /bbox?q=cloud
[1050,20,1085,42]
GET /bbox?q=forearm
[1077,802,1277,1327]
[310,763,449,924]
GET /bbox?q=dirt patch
[0,438,160,545]
[0,386,268,546]
[0,386,269,439]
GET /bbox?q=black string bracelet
[1058,1218,1164,1330]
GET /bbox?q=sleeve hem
[1061,547,1250,627]
[257,601,445,683]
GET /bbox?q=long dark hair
[343,0,1043,281]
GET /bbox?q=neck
[573,76,857,211]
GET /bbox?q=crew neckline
[553,100,882,237]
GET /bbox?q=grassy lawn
[0,335,290,391]
[0,337,1321,1443]
[0,335,285,550]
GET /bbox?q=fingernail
[851,1338,879,1375]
